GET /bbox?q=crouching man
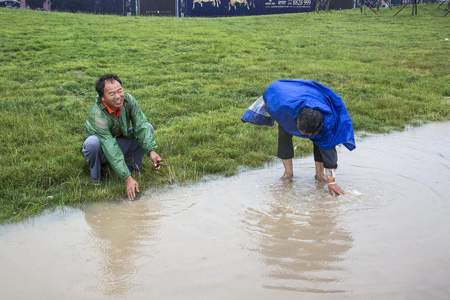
[82,74,162,200]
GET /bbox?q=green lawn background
[1,5,449,222]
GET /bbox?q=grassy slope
[1,5,449,222]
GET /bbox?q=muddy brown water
[1,122,450,299]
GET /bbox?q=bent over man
[82,74,162,200]
[242,79,356,196]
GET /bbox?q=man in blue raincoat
[242,80,355,196]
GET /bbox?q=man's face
[102,80,124,110]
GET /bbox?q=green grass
[1,5,449,222]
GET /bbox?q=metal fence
[29,0,435,16]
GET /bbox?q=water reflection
[245,180,353,293]
[1,123,450,299]
[83,200,161,297]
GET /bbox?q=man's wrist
[324,168,336,184]
[324,168,335,176]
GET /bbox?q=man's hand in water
[126,176,139,200]
[327,182,345,196]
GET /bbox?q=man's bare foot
[281,173,293,181]
[314,174,327,183]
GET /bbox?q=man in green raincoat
[82,74,162,200]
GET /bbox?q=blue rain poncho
[240,96,274,126]
[242,79,356,151]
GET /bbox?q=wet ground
[1,122,450,299]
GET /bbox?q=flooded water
[1,122,450,300]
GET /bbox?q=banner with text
[183,0,315,17]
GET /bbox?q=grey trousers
[82,135,145,181]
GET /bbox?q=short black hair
[95,74,123,98]
[297,108,323,135]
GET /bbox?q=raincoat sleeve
[85,108,131,180]
[127,94,157,154]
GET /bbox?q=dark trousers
[277,125,338,169]
[82,135,144,181]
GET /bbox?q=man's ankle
[281,173,293,180]
[91,178,101,186]
[314,174,327,182]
